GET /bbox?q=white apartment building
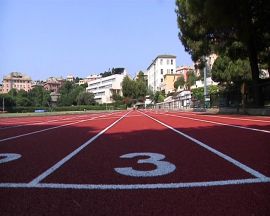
[147,55,176,92]
[86,70,127,104]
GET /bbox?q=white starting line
[0,177,269,190]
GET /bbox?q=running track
[0,110,269,215]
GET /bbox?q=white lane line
[0,177,269,190]
[28,111,130,186]
[140,111,268,179]
[154,112,270,134]
[0,112,115,143]
[168,111,270,123]
[0,114,99,130]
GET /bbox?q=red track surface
[0,110,269,215]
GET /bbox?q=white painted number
[114,152,176,177]
[0,153,21,164]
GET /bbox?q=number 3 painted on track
[114,152,176,177]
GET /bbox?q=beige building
[160,73,182,95]
[2,72,32,93]
[43,77,64,93]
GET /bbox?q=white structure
[155,90,192,110]
[86,70,127,104]
[85,74,102,82]
[66,75,75,82]
[191,77,218,89]
[147,55,176,92]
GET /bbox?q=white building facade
[147,55,176,92]
[86,70,126,104]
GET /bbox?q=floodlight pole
[2,97,4,112]
[203,56,208,108]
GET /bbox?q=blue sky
[0,0,192,80]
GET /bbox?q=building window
[160,59,163,65]
[161,78,163,82]
[171,59,173,65]
[167,59,169,65]
[171,69,174,74]
[161,69,163,74]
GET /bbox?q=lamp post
[153,62,156,92]
[203,56,208,108]
[2,97,4,112]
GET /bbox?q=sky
[0,0,193,81]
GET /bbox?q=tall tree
[76,92,95,105]
[121,76,147,104]
[58,81,85,106]
[28,86,50,106]
[212,56,252,84]
[186,70,197,90]
[174,75,185,90]
[122,76,134,98]
[176,0,270,106]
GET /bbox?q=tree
[58,81,86,106]
[212,56,252,84]
[174,75,185,90]
[176,0,270,106]
[153,91,165,103]
[122,76,134,98]
[28,86,50,107]
[186,70,197,90]
[16,90,31,106]
[135,80,147,98]
[0,94,16,109]
[76,92,95,105]
[121,75,147,105]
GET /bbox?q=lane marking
[28,111,130,186]
[0,177,269,190]
[196,113,270,123]
[140,111,268,179]
[115,152,176,177]
[153,112,270,134]
[0,153,21,164]
[0,114,100,130]
[0,112,116,143]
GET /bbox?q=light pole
[2,97,4,112]
[203,56,208,108]
[153,62,156,92]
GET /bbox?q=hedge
[6,104,126,113]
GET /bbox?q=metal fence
[153,82,270,110]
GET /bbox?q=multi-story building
[85,74,102,82]
[66,75,75,82]
[160,73,182,95]
[2,72,32,93]
[78,74,102,85]
[43,77,64,93]
[86,70,127,104]
[147,55,176,92]
[194,53,218,76]
[176,66,194,81]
